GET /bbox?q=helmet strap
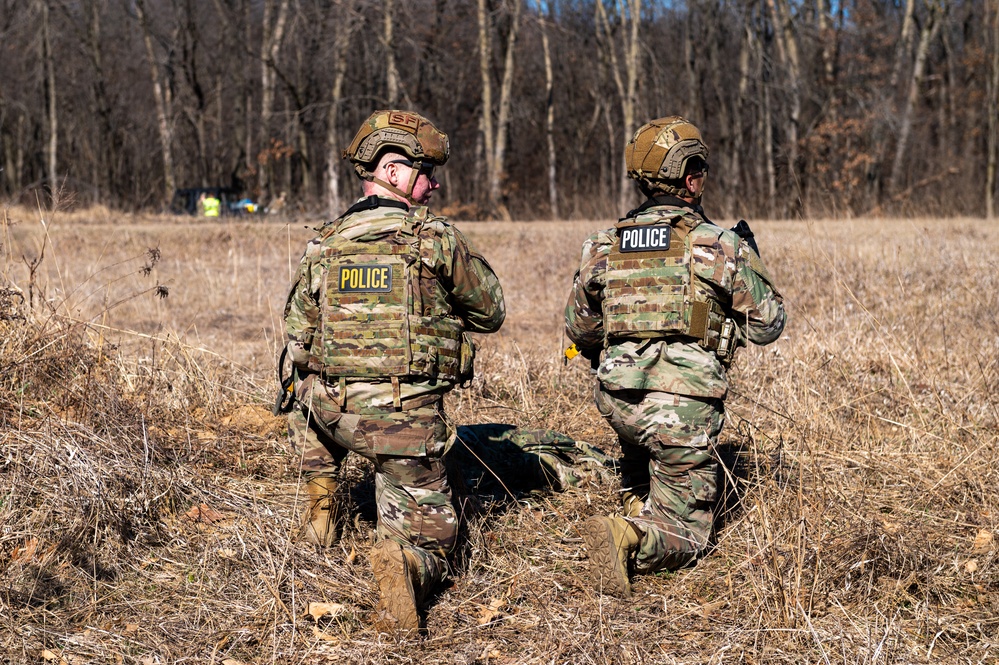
[641,177,700,202]
[364,158,424,206]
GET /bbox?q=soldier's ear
[384,161,403,187]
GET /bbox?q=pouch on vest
[603,209,727,356]
[319,241,415,378]
[458,332,476,386]
[314,216,464,384]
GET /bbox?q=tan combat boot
[581,515,642,598]
[621,491,645,517]
[370,539,420,635]
[300,477,341,546]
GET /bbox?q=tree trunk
[384,0,401,106]
[684,5,702,124]
[259,0,291,200]
[766,0,802,214]
[596,0,642,214]
[705,0,736,217]
[988,0,999,219]
[939,4,956,173]
[479,0,522,218]
[890,1,941,193]
[492,0,521,218]
[477,0,494,210]
[134,0,175,207]
[39,0,58,201]
[818,0,838,93]
[325,4,357,217]
[762,79,776,216]
[540,10,558,219]
[890,0,918,91]
[0,92,17,195]
[730,7,755,212]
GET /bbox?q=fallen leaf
[124,623,139,634]
[965,559,978,574]
[477,597,506,625]
[700,599,728,617]
[183,503,226,524]
[222,660,245,665]
[12,537,39,564]
[311,626,339,643]
[306,602,346,621]
[972,529,994,554]
[41,651,59,662]
[477,643,498,660]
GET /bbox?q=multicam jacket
[564,197,785,398]
[285,197,505,406]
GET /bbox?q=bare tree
[384,0,402,107]
[595,0,642,214]
[890,0,942,194]
[38,0,59,199]
[539,5,558,219]
[133,0,176,207]
[325,1,359,216]
[478,0,522,218]
[766,0,802,214]
[259,0,291,200]
[729,5,757,215]
[890,0,918,91]
[988,0,999,219]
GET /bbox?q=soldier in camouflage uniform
[564,116,786,597]
[283,110,505,633]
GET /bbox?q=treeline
[1,0,998,220]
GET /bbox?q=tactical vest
[602,208,730,356]
[311,208,464,383]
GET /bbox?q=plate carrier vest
[603,208,732,359]
[310,208,464,384]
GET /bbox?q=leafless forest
[2,0,999,220]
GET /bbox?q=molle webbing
[314,216,463,382]
[603,211,726,352]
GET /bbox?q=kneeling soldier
[564,116,785,596]
[283,110,504,633]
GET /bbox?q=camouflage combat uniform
[284,197,504,595]
[565,195,785,573]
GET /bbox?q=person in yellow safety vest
[201,192,221,217]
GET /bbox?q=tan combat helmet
[343,110,450,205]
[624,116,709,200]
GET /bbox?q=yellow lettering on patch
[338,265,393,292]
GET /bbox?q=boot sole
[581,517,632,598]
[370,540,419,635]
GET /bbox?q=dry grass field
[1,205,997,664]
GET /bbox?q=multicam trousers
[289,374,455,594]
[595,385,724,574]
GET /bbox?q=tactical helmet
[343,110,449,175]
[342,110,449,205]
[624,116,709,198]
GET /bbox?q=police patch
[338,264,392,292]
[619,225,672,252]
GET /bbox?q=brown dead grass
[0,205,997,664]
